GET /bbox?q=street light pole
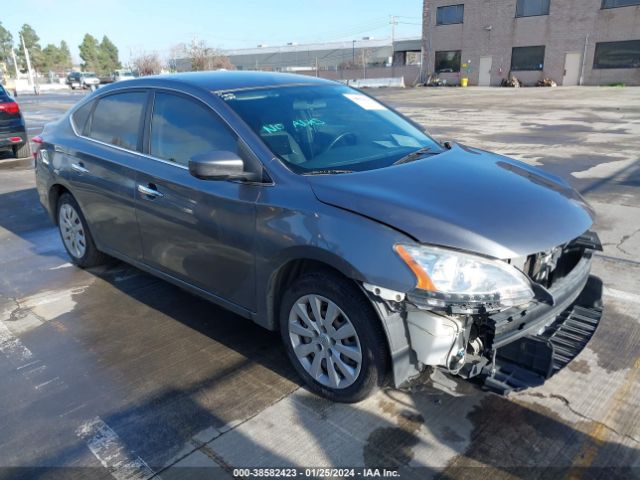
[10,48,19,78]
[362,50,366,79]
[21,34,34,87]
[352,40,355,65]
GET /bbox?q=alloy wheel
[59,203,87,259]
[288,294,362,389]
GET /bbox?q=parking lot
[1,86,639,478]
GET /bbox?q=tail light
[0,101,20,115]
[32,135,43,159]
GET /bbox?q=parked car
[112,69,135,82]
[0,84,30,159]
[66,71,100,90]
[34,72,603,402]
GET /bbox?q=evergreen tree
[16,24,44,72]
[59,40,72,69]
[0,22,13,66]
[79,34,100,72]
[41,43,59,72]
[99,35,120,74]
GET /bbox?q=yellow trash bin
[460,77,469,87]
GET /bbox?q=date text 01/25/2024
[232,468,400,477]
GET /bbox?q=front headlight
[395,244,534,311]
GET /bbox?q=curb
[0,157,34,170]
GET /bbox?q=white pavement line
[76,417,158,480]
[604,287,640,306]
[0,320,34,367]
[50,262,73,270]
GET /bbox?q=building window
[511,46,545,71]
[516,0,551,17]
[593,40,640,69]
[602,0,640,8]
[436,5,464,25]
[435,50,462,73]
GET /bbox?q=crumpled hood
[307,144,594,259]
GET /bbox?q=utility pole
[315,57,319,77]
[20,34,34,87]
[390,15,398,44]
[352,40,356,66]
[10,48,19,77]
[362,50,366,79]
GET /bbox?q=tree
[41,44,59,72]
[16,24,43,72]
[187,39,234,71]
[0,22,13,66]
[79,34,100,72]
[41,41,72,73]
[99,35,120,74]
[131,52,162,76]
[58,41,72,70]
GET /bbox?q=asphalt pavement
[0,87,638,479]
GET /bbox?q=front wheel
[57,193,107,268]
[279,271,389,403]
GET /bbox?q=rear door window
[149,92,237,167]
[89,91,147,151]
[71,101,94,134]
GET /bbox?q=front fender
[254,193,417,327]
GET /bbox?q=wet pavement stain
[441,395,640,477]
[568,359,592,375]
[363,399,424,467]
[587,305,639,374]
[438,425,466,444]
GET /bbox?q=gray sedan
[34,72,603,402]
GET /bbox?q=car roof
[98,71,336,94]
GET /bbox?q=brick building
[422,0,640,85]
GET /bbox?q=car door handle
[71,163,89,174]
[137,184,164,198]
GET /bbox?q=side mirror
[189,151,258,181]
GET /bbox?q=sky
[3,0,422,65]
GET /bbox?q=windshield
[220,84,443,173]
[82,72,96,77]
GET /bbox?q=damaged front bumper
[365,233,603,395]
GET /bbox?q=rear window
[71,101,94,134]
[88,92,146,151]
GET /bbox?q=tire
[279,270,389,403]
[12,141,31,159]
[57,193,107,268]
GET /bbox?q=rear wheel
[279,270,388,402]
[12,141,31,159]
[57,193,107,268]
